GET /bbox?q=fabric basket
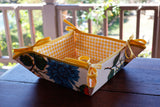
[13,20,146,96]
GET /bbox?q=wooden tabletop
[0,58,160,107]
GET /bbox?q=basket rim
[13,30,127,70]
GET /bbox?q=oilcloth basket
[13,20,146,96]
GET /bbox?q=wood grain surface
[0,58,160,107]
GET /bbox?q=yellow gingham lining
[75,32,125,63]
[34,32,76,60]
[33,31,125,64]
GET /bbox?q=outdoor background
[0,0,159,74]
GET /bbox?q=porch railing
[0,0,160,64]
[0,4,43,63]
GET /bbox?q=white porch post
[43,0,57,39]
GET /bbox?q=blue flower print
[46,60,80,89]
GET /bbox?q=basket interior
[34,32,125,64]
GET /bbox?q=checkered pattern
[75,33,125,63]
[34,34,76,59]
[34,31,125,63]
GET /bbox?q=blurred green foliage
[77,0,120,34]
[0,0,43,66]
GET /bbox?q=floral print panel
[15,52,92,95]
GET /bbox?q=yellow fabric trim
[63,19,126,44]
[13,32,89,69]
[129,40,146,49]
[50,31,74,44]
[65,55,101,88]
[64,56,102,69]
[77,56,102,69]
[64,57,89,69]
[78,56,90,63]
[125,35,146,59]
[91,64,102,69]
[87,67,97,88]
[13,50,89,69]
[134,39,147,44]
[125,40,136,59]
[64,19,77,29]
[13,37,51,59]
[129,35,146,49]
[76,30,126,43]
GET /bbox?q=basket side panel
[34,33,76,60]
[91,49,126,95]
[14,52,93,95]
[75,32,125,63]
